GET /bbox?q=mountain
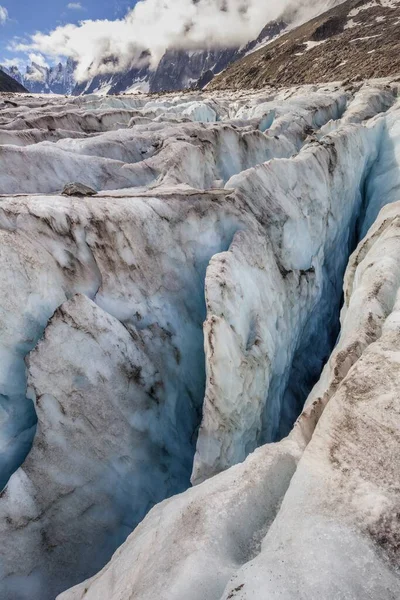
[70,48,243,96]
[0,69,27,93]
[71,3,345,96]
[71,20,288,96]
[148,47,242,93]
[1,59,76,95]
[0,3,353,97]
[72,62,150,95]
[210,0,400,89]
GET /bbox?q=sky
[0,0,135,68]
[0,0,340,80]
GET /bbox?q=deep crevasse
[192,88,397,482]
[61,83,400,600]
[0,80,398,600]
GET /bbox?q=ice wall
[193,87,399,482]
[0,81,398,599]
[61,105,400,600]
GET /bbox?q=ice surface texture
[0,80,399,599]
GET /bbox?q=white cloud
[1,57,24,69]
[67,2,84,9]
[0,6,8,25]
[25,69,46,82]
[28,53,49,68]
[12,0,342,82]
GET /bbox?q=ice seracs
[60,182,400,600]
[58,437,304,600]
[221,201,400,600]
[0,79,399,599]
[0,188,241,598]
[192,84,399,483]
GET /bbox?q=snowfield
[0,80,399,600]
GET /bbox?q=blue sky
[0,0,135,67]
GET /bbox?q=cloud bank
[12,0,341,82]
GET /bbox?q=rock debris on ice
[61,182,98,196]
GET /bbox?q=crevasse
[0,81,398,600]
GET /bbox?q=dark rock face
[2,66,25,87]
[310,15,346,41]
[243,18,287,54]
[0,70,27,93]
[149,47,240,92]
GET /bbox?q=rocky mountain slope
[0,70,27,93]
[72,2,349,96]
[0,78,398,599]
[211,0,400,89]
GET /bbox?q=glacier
[0,79,399,600]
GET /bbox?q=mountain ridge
[210,0,400,89]
[2,0,398,96]
[1,59,75,95]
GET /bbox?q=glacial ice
[193,85,400,482]
[0,79,399,599]
[60,194,400,600]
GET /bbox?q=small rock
[62,183,97,197]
